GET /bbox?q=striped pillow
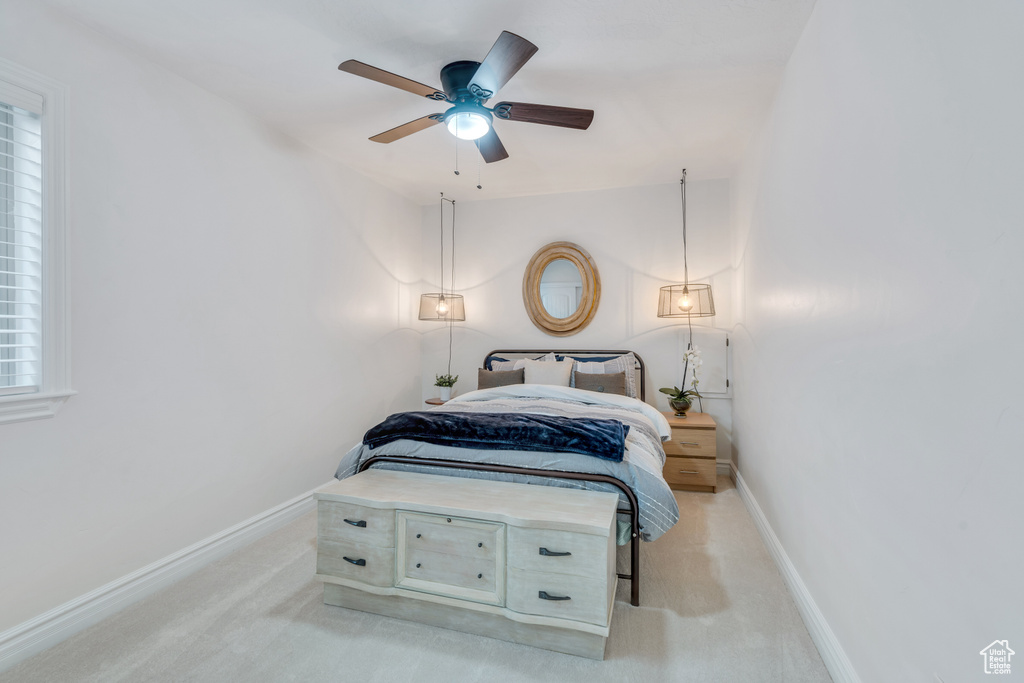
[571,353,638,398]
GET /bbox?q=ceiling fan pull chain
[453,123,460,175]
[477,153,482,190]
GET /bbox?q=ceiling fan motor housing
[440,60,489,102]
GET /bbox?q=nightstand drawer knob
[679,470,700,474]
[343,556,366,566]
[343,518,367,528]
[539,547,572,557]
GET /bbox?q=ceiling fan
[338,31,594,163]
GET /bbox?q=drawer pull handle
[343,519,366,528]
[477,573,483,579]
[416,534,422,539]
[539,547,572,557]
[416,563,421,568]
[538,591,571,601]
[343,556,366,566]
[679,470,700,474]
[677,441,700,447]
[478,542,483,548]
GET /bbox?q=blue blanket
[363,411,630,462]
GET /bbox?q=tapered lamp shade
[657,283,715,318]
[418,293,466,321]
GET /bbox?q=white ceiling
[44,0,816,204]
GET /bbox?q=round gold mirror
[523,242,600,336]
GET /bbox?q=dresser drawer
[402,512,500,560]
[318,500,395,548]
[317,539,394,587]
[663,427,716,458]
[507,568,610,627]
[402,547,501,601]
[507,527,610,581]
[663,455,717,489]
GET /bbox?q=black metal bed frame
[356,348,649,607]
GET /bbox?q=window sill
[0,390,76,425]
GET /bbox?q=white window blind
[0,96,42,397]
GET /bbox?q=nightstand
[661,411,717,493]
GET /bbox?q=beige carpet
[2,476,832,682]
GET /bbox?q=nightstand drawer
[663,427,716,458]
[663,456,717,489]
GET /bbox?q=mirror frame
[522,241,601,336]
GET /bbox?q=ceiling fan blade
[475,128,509,163]
[492,102,594,130]
[338,60,446,100]
[369,115,443,143]
[469,31,539,98]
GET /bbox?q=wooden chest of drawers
[315,470,619,659]
[662,411,718,493]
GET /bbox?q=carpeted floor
[2,475,832,682]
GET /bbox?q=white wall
[419,181,734,459]
[0,0,421,633]
[731,0,1024,681]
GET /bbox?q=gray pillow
[477,367,525,390]
[573,371,627,395]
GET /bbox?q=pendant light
[419,193,465,321]
[657,169,715,319]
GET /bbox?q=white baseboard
[731,463,861,683]
[716,461,732,477]
[0,481,332,673]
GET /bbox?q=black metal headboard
[483,349,646,401]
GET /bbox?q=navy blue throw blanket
[363,412,630,462]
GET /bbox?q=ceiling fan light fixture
[445,107,491,140]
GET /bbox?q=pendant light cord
[438,193,445,298]
[679,169,702,412]
[448,199,456,376]
[680,168,688,287]
[438,194,457,377]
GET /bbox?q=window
[0,60,70,424]
[1,96,42,395]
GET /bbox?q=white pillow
[572,352,639,398]
[523,358,573,386]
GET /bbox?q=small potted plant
[435,373,458,401]
[658,385,701,416]
[659,345,703,416]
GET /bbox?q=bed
[333,349,679,607]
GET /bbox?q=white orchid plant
[659,345,704,410]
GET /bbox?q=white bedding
[448,384,672,440]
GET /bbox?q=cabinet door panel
[396,511,505,605]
